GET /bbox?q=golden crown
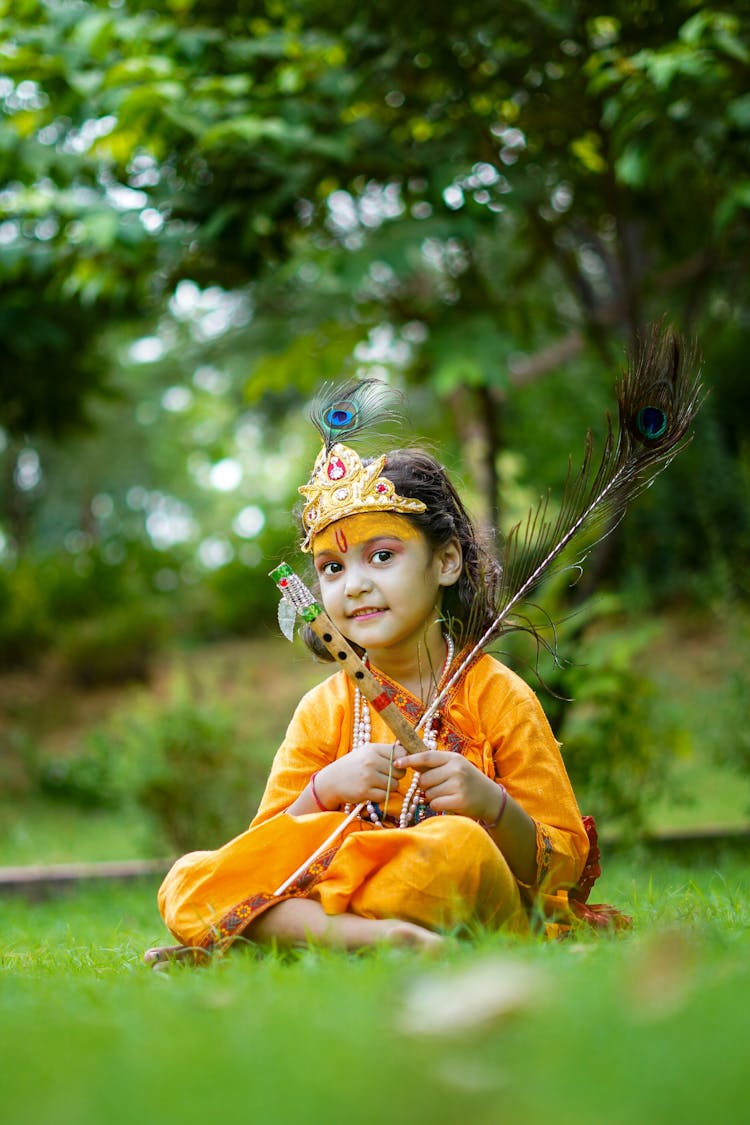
[298,442,426,551]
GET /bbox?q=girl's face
[312,513,461,661]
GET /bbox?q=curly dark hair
[298,447,501,661]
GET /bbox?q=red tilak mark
[335,529,348,553]
[370,691,391,712]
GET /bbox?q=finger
[371,745,406,777]
[395,750,448,770]
[369,742,406,763]
[368,758,406,780]
[373,768,406,785]
[419,770,456,799]
[426,795,462,815]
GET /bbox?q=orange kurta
[158,653,589,948]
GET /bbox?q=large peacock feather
[499,325,702,629]
[422,320,705,722]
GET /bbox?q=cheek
[318,585,342,616]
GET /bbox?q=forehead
[313,513,420,555]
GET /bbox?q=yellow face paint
[313,512,421,556]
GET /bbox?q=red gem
[279,578,288,587]
[376,482,387,493]
[327,457,346,481]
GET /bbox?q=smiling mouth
[349,607,386,619]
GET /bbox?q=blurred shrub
[56,604,166,686]
[504,594,689,837]
[40,552,140,622]
[0,559,51,666]
[136,697,267,852]
[185,557,280,640]
[40,728,126,809]
[39,691,267,852]
[554,615,690,836]
[0,726,39,797]
[0,535,289,673]
[711,659,750,815]
[0,547,164,673]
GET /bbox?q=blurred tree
[3,2,748,401]
[1,0,748,587]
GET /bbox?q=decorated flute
[270,562,428,755]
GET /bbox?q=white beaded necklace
[349,634,455,829]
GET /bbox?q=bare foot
[143,945,211,971]
[375,919,445,954]
[248,898,444,953]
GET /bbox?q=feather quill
[422,322,705,724]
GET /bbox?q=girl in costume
[147,333,701,965]
[147,406,591,963]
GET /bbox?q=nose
[344,562,373,597]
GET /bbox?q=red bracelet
[479,783,508,829]
[310,771,329,812]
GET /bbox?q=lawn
[1,619,748,1124]
[1,850,748,1125]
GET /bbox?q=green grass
[0,797,154,866]
[1,851,748,1125]
[1,619,748,1123]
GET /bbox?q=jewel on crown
[327,456,346,481]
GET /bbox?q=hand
[316,742,406,808]
[397,750,504,822]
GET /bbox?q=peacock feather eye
[325,403,357,429]
[636,405,668,440]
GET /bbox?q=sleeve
[472,663,589,895]
[250,674,348,826]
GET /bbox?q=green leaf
[70,12,116,60]
[67,70,105,96]
[427,317,511,396]
[727,93,750,130]
[714,181,750,232]
[244,323,365,402]
[615,144,648,188]
[200,116,313,149]
[570,131,607,174]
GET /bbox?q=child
[145,415,592,966]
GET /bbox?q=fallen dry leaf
[397,955,547,1036]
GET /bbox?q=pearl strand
[397,633,454,828]
[351,677,382,825]
[346,635,455,829]
[345,675,381,824]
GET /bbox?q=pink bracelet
[310,771,329,812]
[479,783,508,829]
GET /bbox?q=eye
[371,548,394,564]
[318,560,343,577]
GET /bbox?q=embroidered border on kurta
[366,649,475,758]
[197,843,341,951]
[536,824,553,887]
